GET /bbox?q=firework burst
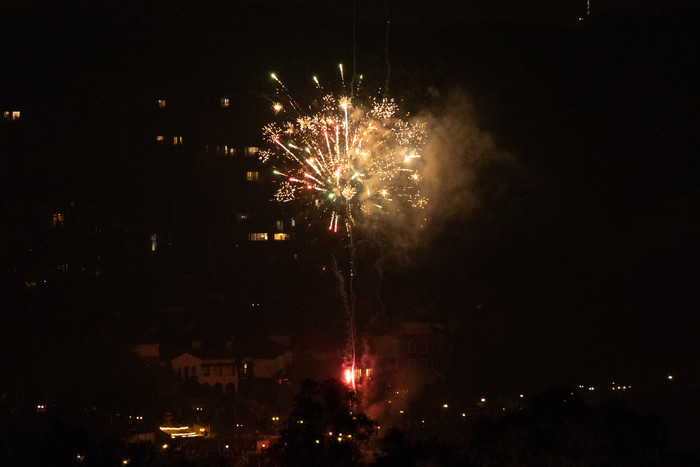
[261,67,428,235]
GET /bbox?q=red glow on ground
[344,369,354,386]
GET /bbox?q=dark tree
[470,387,668,467]
[270,378,374,466]
[374,427,471,467]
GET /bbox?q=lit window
[4,110,20,120]
[12,111,20,120]
[365,368,372,377]
[157,99,166,108]
[173,136,182,145]
[290,218,296,227]
[52,213,64,227]
[237,213,248,221]
[274,233,290,241]
[244,147,259,157]
[220,97,229,108]
[156,135,164,143]
[275,220,283,231]
[2,111,8,118]
[248,233,268,241]
[243,363,248,374]
[229,148,236,156]
[215,145,228,155]
[246,171,259,181]
[150,233,157,251]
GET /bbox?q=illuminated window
[156,135,164,143]
[248,233,268,241]
[365,368,372,377]
[173,136,182,145]
[275,220,283,231]
[274,233,290,241]
[229,148,236,156]
[246,171,259,181]
[157,99,166,108]
[220,97,229,108]
[244,147,259,157]
[290,218,296,227]
[150,233,157,251]
[4,110,20,120]
[12,111,20,120]
[243,362,248,374]
[215,145,228,155]
[52,213,64,227]
[2,111,8,118]
[237,213,248,221]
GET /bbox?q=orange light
[344,369,354,385]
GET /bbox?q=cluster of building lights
[159,425,207,438]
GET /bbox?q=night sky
[2,0,699,440]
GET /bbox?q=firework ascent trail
[261,66,427,388]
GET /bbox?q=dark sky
[1,0,699,394]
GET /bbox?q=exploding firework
[261,66,428,391]
[261,66,427,235]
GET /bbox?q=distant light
[668,375,673,380]
[480,398,486,402]
[461,413,466,417]
[162,444,168,449]
[442,404,448,408]
[315,440,320,444]
[519,394,524,398]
